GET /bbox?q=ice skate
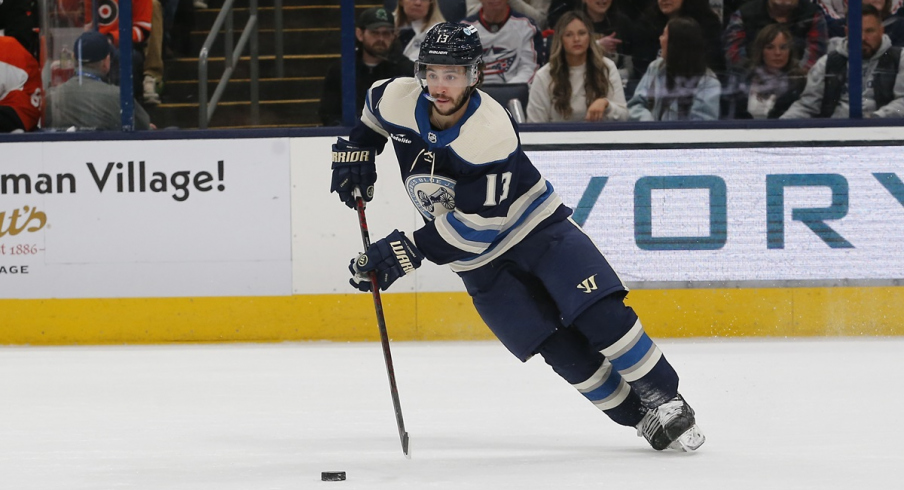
[636,394,705,452]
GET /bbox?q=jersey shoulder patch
[450,91,518,165]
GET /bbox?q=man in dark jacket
[318,7,415,126]
[724,0,829,75]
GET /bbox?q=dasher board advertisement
[0,139,292,299]
[528,145,904,287]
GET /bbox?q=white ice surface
[1,338,902,489]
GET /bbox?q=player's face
[584,0,612,17]
[658,0,682,17]
[425,65,473,116]
[862,15,885,58]
[762,32,790,72]
[561,18,590,59]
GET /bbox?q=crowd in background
[1,0,201,133]
[320,0,904,125]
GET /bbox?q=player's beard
[430,89,470,116]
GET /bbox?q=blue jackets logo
[405,174,456,220]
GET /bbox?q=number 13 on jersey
[484,172,513,206]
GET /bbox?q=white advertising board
[529,145,904,286]
[0,138,292,299]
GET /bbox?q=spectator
[386,0,468,23]
[45,31,153,131]
[395,0,447,61]
[633,0,725,92]
[0,36,42,133]
[0,0,39,60]
[724,0,829,76]
[733,24,807,118]
[463,0,543,84]
[143,0,165,105]
[580,0,636,89]
[814,0,847,37]
[821,0,904,45]
[628,17,722,120]
[527,11,628,121]
[319,7,415,126]
[781,4,904,118]
[86,0,154,101]
[466,0,551,28]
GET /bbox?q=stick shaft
[354,196,410,457]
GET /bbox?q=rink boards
[2,127,904,344]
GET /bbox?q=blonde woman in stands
[527,11,627,122]
[395,0,447,61]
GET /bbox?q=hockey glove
[331,138,377,209]
[349,230,424,292]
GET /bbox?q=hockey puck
[321,471,346,481]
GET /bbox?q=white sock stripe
[572,360,612,392]
[592,378,631,411]
[621,346,663,383]
[601,319,643,358]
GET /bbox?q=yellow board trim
[2,287,902,345]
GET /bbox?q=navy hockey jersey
[349,77,570,272]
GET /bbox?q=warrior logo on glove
[330,138,378,209]
[349,230,424,292]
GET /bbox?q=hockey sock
[537,327,644,427]
[572,295,679,408]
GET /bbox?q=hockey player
[330,22,705,452]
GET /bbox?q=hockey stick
[353,190,411,458]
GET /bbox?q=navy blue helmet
[415,23,483,89]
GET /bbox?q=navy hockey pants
[458,218,679,426]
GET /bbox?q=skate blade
[668,424,705,452]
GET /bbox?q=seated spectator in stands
[0,0,39,60]
[86,0,154,102]
[724,0,828,77]
[781,5,904,118]
[821,0,904,44]
[467,0,551,28]
[0,36,42,133]
[733,24,807,118]
[464,0,543,84]
[527,11,627,121]
[45,31,153,131]
[395,0,447,61]
[628,17,722,120]
[319,8,415,126]
[633,0,725,92]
